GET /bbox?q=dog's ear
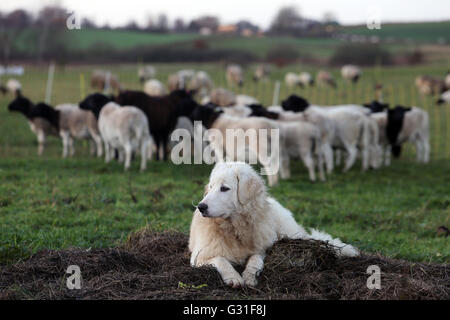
[236,169,264,207]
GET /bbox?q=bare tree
[0,9,32,64]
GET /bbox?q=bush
[329,44,393,66]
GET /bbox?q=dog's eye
[220,186,230,192]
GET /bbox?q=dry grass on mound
[0,230,448,300]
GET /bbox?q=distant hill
[340,21,450,43]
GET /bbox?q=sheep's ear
[236,169,264,206]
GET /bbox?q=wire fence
[4,63,449,161]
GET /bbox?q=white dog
[189,162,359,288]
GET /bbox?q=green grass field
[0,63,449,267]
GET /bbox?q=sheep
[209,88,236,107]
[189,71,213,99]
[235,94,259,106]
[168,70,196,92]
[253,64,271,82]
[252,103,335,174]
[143,79,167,97]
[226,64,244,87]
[91,70,122,93]
[79,93,153,171]
[247,104,325,181]
[415,75,445,96]
[221,105,252,118]
[285,72,301,88]
[191,104,289,186]
[316,70,336,88]
[8,94,59,155]
[437,90,450,105]
[341,65,362,83]
[138,65,156,84]
[371,106,430,165]
[282,95,372,172]
[298,72,314,87]
[115,90,199,161]
[25,101,103,159]
[4,79,22,95]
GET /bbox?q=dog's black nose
[197,203,208,214]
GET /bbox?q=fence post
[45,62,55,104]
[80,73,85,99]
[272,80,281,106]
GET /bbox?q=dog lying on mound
[189,162,359,288]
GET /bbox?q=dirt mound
[0,230,448,300]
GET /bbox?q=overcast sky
[1,0,450,28]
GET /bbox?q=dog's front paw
[224,275,244,288]
[242,271,258,287]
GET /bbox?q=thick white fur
[189,162,359,287]
[99,102,153,171]
[143,79,167,97]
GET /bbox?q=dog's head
[196,162,266,219]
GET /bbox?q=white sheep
[143,79,167,97]
[253,64,271,82]
[298,72,314,87]
[168,69,196,91]
[341,65,362,83]
[316,70,336,88]
[279,121,325,182]
[226,64,244,87]
[285,73,301,88]
[5,78,22,95]
[79,94,153,171]
[209,88,236,107]
[189,71,213,98]
[191,105,289,186]
[138,65,156,83]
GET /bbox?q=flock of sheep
[5,64,433,186]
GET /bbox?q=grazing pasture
[0,63,449,272]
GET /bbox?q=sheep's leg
[343,146,357,172]
[104,142,111,163]
[423,137,430,163]
[322,143,334,174]
[316,148,326,182]
[361,145,370,172]
[61,132,69,158]
[300,148,316,182]
[140,139,149,172]
[415,138,423,163]
[37,131,45,156]
[124,144,132,171]
[118,149,125,163]
[93,134,103,158]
